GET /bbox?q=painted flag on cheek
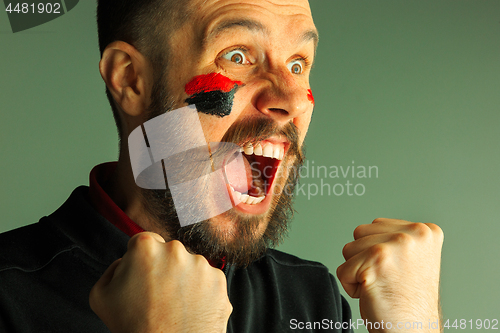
[184,73,243,118]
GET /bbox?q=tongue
[224,153,252,193]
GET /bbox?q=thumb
[98,258,122,287]
[89,258,121,313]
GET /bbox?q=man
[0,0,444,332]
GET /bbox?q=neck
[105,149,171,240]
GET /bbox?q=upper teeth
[242,142,284,160]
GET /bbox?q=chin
[176,199,280,267]
[207,209,270,243]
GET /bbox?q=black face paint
[184,73,243,118]
[185,86,239,117]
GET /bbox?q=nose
[254,69,312,126]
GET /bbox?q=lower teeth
[231,188,265,205]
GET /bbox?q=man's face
[143,0,317,266]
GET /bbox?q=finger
[360,221,441,244]
[353,218,411,240]
[337,243,389,298]
[336,251,365,298]
[99,258,122,287]
[342,233,405,261]
[89,258,122,312]
[371,218,409,225]
[92,258,122,292]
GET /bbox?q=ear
[99,41,153,118]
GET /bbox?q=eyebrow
[203,19,270,47]
[203,17,319,52]
[300,29,319,51]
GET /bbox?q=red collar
[87,162,225,269]
[88,162,144,237]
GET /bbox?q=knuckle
[372,217,385,224]
[221,299,233,318]
[193,253,208,265]
[408,222,431,238]
[227,302,233,315]
[193,254,212,272]
[391,232,412,244]
[128,232,157,250]
[126,234,162,262]
[426,223,444,241]
[214,269,228,285]
[137,236,159,255]
[126,233,143,249]
[167,239,185,250]
[165,240,188,263]
[369,243,389,261]
[166,239,186,254]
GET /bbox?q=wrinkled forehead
[187,0,313,14]
[181,0,317,49]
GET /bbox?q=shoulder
[0,187,116,333]
[0,186,126,274]
[0,187,90,273]
[229,248,340,292]
[252,249,339,291]
[0,214,77,274]
[226,249,352,328]
[261,250,350,316]
[264,248,331,270]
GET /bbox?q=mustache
[164,117,305,186]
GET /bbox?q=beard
[139,76,305,268]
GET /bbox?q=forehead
[191,0,313,17]
[185,0,316,46]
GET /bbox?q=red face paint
[185,73,243,117]
[307,89,315,105]
[185,73,242,94]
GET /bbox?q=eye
[287,60,303,74]
[222,49,247,65]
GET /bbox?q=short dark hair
[96,0,190,139]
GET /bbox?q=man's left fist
[337,218,444,332]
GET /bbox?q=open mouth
[224,140,287,207]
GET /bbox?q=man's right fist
[89,232,232,333]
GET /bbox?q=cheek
[294,110,313,145]
[198,113,236,142]
[184,73,243,118]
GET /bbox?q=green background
[1,0,499,330]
